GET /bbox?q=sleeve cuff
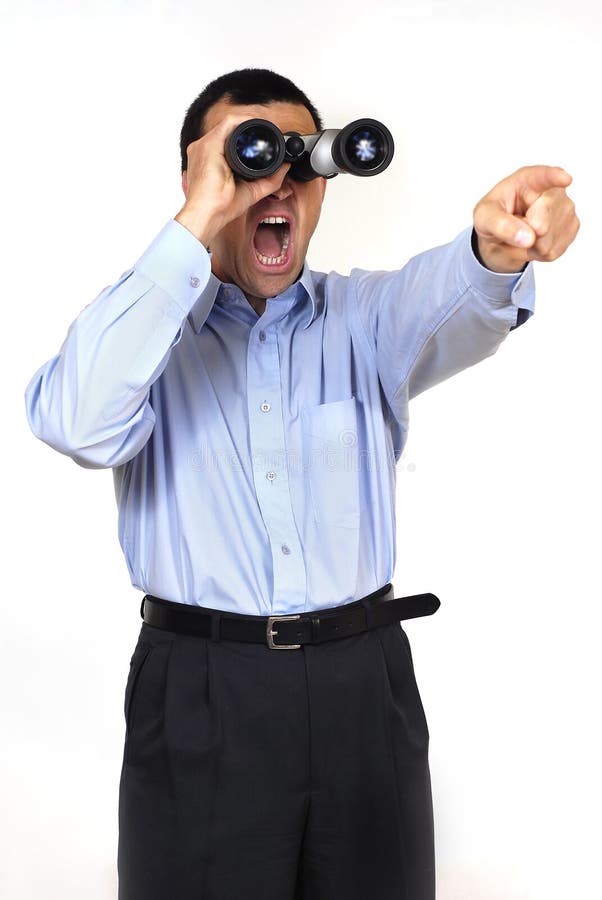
[462,226,535,326]
[133,219,212,315]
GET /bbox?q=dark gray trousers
[118,613,435,899]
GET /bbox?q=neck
[245,294,266,317]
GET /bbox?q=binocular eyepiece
[225,118,394,182]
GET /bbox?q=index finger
[512,165,573,206]
[205,112,268,142]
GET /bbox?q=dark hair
[179,68,323,173]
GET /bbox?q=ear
[181,170,188,197]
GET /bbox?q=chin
[249,268,299,299]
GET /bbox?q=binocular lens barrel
[334,119,394,177]
[226,119,286,179]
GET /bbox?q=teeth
[260,216,288,225]
[256,251,285,265]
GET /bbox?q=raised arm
[24,114,292,469]
[24,224,212,468]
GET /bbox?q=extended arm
[353,226,534,411]
[353,164,579,416]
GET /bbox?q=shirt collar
[187,260,320,333]
[298,261,320,329]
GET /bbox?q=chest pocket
[301,396,360,529]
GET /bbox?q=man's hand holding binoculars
[175,113,293,248]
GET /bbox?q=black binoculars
[225,118,394,182]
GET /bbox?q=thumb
[474,202,537,248]
[237,162,292,206]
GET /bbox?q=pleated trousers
[117,612,435,899]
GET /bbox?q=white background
[1,1,600,897]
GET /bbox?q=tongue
[254,224,282,258]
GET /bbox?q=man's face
[183,98,327,301]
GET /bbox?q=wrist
[174,206,215,249]
[472,229,527,275]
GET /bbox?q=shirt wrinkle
[24,219,536,614]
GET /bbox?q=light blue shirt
[24,220,534,615]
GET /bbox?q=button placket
[246,320,307,610]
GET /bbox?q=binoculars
[225,118,394,182]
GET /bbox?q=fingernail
[515,229,532,247]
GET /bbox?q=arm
[24,113,293,469]
[353,164,579,414]
[24,222,212,468]
[353,225,535,410]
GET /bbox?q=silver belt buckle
[266,614,301,649]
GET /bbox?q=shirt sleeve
[351,225,535,419]
[24,219,213,469]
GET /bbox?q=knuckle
[518,164,537,179]
[473,198,486,219]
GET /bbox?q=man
[24,68,579,900]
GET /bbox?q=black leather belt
[140,583,440,649]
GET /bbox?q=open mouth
[252,216,292,267]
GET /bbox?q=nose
[269,172,294,201]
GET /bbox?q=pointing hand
[473,165,579,273]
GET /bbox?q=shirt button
[259,330,266,342]
[190,276,200,288]
[261,402,271,412]
[281,543,291,555]
[266,471,276,481]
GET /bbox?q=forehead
[203,98,317,135]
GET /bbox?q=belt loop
[210,613,221,642]
[311,615,321,643]
[359,596,374,630]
